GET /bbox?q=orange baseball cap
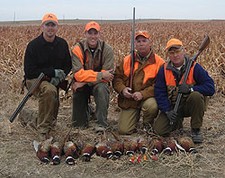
[165,38,183,51]
[135,31,150,39]
[42,13,58,25]
[85,21,100,32]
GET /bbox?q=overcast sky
[0,0,225,21]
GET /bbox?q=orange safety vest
[164,62,196,86]
[164,62,196,104]
[123,54,164,85]
[72,41,107,83]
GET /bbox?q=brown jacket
[113,51,164,109]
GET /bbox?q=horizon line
[0,18,225,23]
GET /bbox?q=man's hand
[178,83,191,94]
[102,69,114,82]
[166,110,178,124]
[72,82,86,92]
[132,92,143,101]
[122,87,132,99]
[50,77,60,86]
[55,69,66,82]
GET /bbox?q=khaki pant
[118,97,158,134]
[153,91,205,136]
[26,80,59,135]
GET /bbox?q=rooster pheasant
[80,143,96,162]
[50,141,62,165]
[33,137,53,164]
[63,141,79,165]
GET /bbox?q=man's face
[135,36,152,57]
[167,46,185,67]
[85,28,100,48]
[42,22,58,39]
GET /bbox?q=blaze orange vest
[163,62,196,104]
[123,54,164,85]
[164,62,196,86]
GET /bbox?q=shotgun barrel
[129,7,136,89]
[9,72,45,123]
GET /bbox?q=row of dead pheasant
[33,132,197,165]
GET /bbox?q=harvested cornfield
[0,20,225,178]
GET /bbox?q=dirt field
[0,20,225,178]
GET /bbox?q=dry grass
[0,20,225,178]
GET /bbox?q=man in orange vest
[113,31,165,135]
[71,21,114,132]
[154,38,215,143]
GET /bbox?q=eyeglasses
[168,47,183,55]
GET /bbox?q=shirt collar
[136,48,153,61]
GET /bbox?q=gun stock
[9,73,45,123]
[171,35,210,125]
[129,7,135,89]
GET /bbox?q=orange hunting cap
[135,30,150,39]
[42,13,58,25]
[85,21,100,32]
[165,38,183,51]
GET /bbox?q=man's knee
[93,83,109,95]
[153,124,170,136]
[153,113,171,136]
[143,98,158,109]
[118,125,134,135]
[142,98,158,116]
[154,125,165,136]
[189,91,204,102]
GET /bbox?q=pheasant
[33,137,53,164]
[137,137,149,154]
[123,137,138,156]
[95,142,113,159]
[50,141,62,165]
[107,140,124,160]
[80,143,96,162]
[149,137,164,155]
[107,131,124,159]
[163,137,177,155]
[177,136,197,153]
[63,141,79,165]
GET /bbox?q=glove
[178,84,191,94]
[50,77,60,86]
[54,69,66,82]
[166,110,178,124]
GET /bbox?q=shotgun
[9,72,45,123]
[129,7,136,90]
[65,77,74,94]
[171,35,210,125]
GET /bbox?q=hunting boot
[191,128,203,143]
